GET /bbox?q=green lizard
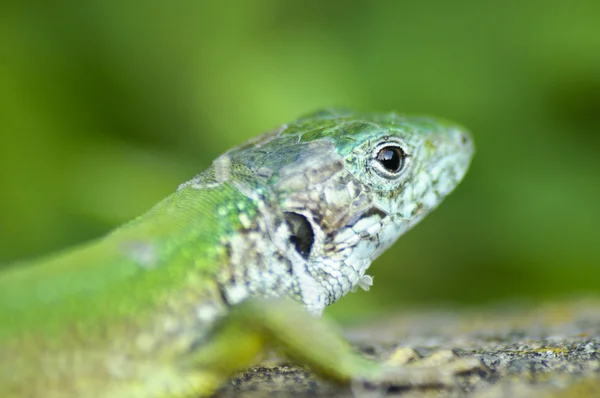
[0,109,474,397]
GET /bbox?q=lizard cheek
[284,212,314,260]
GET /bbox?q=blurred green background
[1,1,599,320]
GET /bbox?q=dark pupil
[376,147,404,172]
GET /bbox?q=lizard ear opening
[284,212,314,260]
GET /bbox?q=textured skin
[0,109,474,397]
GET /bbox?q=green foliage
[1,1,599,316]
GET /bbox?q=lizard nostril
[461,134,469,145]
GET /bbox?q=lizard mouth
[284,212,314,260]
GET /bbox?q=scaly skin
[0,109,474,397]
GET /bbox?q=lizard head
[205,109,474,313]
[271,109,474,311]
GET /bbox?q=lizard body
[0,109,474,397]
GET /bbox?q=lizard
[0,109,475,397]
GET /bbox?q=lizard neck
[186,152,374,316]
[179,159,330,315]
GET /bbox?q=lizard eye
[375,146,406,174]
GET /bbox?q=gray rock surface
[215,298,600,397]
